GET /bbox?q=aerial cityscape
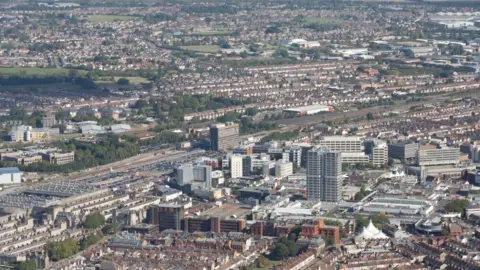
[0,0,480,269]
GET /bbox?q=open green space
[254,260,281,270]
[0,67,87,76]
[180,45,221,53]
[95,76,150,84]
[0,83,83,91]
[305,16,346,24]
[87,15,140,22]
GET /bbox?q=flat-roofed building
[318,136,363,153]
[41,151,75,165]
[388,141,419,161]
[365,139,388,166]
[210,123,240,151]
[417,145,460,166]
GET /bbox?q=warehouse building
[0,168,22,185]
[283,104,333,116]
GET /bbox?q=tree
[273,48,289,58]
[256,255,271,268]
[102,223,122,235]
[15,261,37,270]
[245,107,258,116]
[273,243,290,260]
[366,112,374,121]
[117,78,130,85]
[278,237,298,257]
[45,238,79,261]
[85,213,105,229]
[133,99,149,109]
[444,199,469,213]
[80,231,104,250]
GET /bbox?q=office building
[193,165,212,188]
[318,136,363,153]
[242,156,252,176]
[289,147,302,167]
[147,204,185,231]
[275,160,293,178]
[210,123,240,151]
[6,125,31,142]
[177,164,194,185]
[388,141,419,161]
[41,114,57,128]
[365,139,388,166]
[230,155,243,178]
[341,152,370,164]
[41,151,75,165]
[416,145,460,166]
[307,148,343,202]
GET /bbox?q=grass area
[95,76,150,85]
[180,45,221,53]
[0,83,83,91]
[0,67,87,76]
[189,31,234,36]
[305,16,346,24]
[254,260,282,270]
[87,15,140,22]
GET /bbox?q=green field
[95,76,150,84]
[87,15,140,22]
[1,83,83,91]
[0,67,87,76]
[305,16,346,24]
[180,45,221,53]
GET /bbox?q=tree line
[0,134,140,173]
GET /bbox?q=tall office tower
[41,114,57,128]
[230,155,244,178]
[364,139,389,166]
[307,148,343,202]
[210,123,240,151]
[177,164,194,186]
[193,165,212,188]
[147,204,185,231]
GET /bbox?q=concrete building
[341,152,370,164]
[0,167,22,185]
[41,114,56,128]
[400,46,437,57]
[289,147,302,167]
[177,164,194,185]
[365,139,388,166]
[6,125,31,142]
[275,160,293,178]
[210,123,240,151]
[417,145,460,166]
[307,148,343,202]
[388,141,419,162]
[230,155,243,179]
[147,204,185,231]
[41,151,75,165]
[363,198,434,216]
[193,165,212,188]
[318,136,363,153]
[283,104,333,116]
